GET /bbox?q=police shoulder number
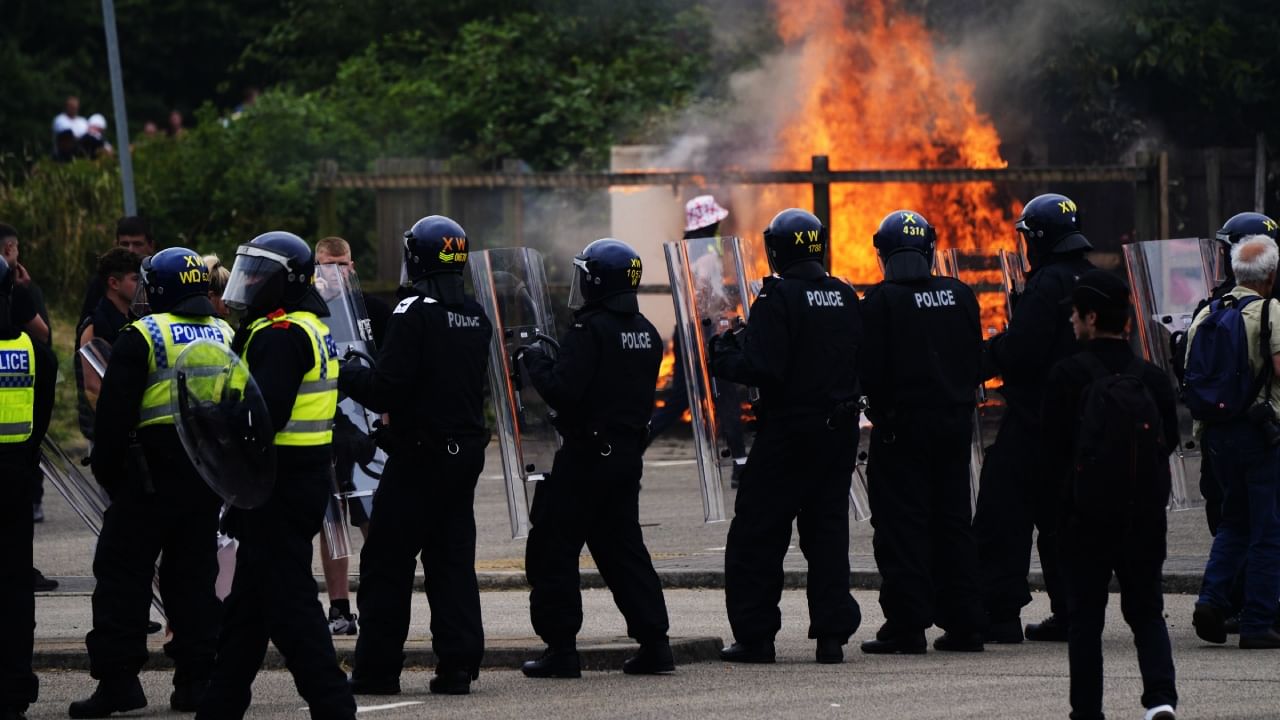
[393,296,419,314]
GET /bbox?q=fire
[750,0,1019,300]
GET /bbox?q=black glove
[220,506,245,540]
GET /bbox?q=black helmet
[134,247,215,316]
[403,215,468,284]
[222,231,315,313]
[873,209,936,281]
[763,208,826,273]
[1016,193,1092,267]
[569,238,642,311]
[1217,211,1279,247]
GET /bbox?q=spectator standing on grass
[80,217,156,324]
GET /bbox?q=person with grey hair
[1186,233,1280,650]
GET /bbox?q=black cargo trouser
[724,420,861,643]
[197,454,355,720]
[352,440,486,680]
[0,449,36,713]
[972,416,1068,621]
[526,441,670,646]
[1065,514,1176,719]
[85,472,221,688]
[867,406,984,634]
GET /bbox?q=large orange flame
[750,0,1019,330]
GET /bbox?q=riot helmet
[401,215,470,305]
[568,238,642,313]
[222,231,315,314]
[1217,212,1279,247]
[873,209,936,281]
[1015,193,1092,269]
[132,247,216,317]
[763,208,826,274]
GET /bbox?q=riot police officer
[343,216,492,695]
[196,232,355,720]
[711,208,862,664]
[0,256,48,720]
[517,238,674,678]
[858,210,985,654]
[73,248,231,717]
[972,192,1095,643]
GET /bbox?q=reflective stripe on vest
[0,333,35,443]
[133,314,234,428]
[244,311,338,447]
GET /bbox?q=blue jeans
[1198,420,1280,636]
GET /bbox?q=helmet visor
[567,257,589,310]
[222,245,288,312]
[130,282,152,318]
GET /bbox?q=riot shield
[998,248,1027,323]
[41,438,168,619]
[1123,238,1216,511]
[315,263,384,544]
[850,413,872,522]
[664,235,758,524]
[935,248,997,514]
[470,247,559,539]
[77,337,112,379]
[171,339,277,510]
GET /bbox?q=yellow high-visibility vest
[244,310,338,446]
[133,313,234,428]
[0,332,35,444]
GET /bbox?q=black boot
[429,667,477,694]
[860,623,926,655]
[623,641,675,675]
[719,639,775,664]
[347,673,400,695]
[2,707,28,720]
[815,637,844,664]
[933,631,985,652]
[1239,628,1280,649]
[521,646,582,679]
[68,677,147,719]
[1024,615,1069,642]
[983,616,1024,644]
[169,676,210,712]
[1192,603,1227,644]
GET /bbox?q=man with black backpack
[1043,269,1178,720]
[1185,234,1280,650]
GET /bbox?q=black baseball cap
[1070,269,1130,314]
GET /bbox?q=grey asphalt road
[28,589,1280,720]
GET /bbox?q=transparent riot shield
[44,345,168,619]
[315,263,384,556]
[998,248,1027,323]
[1123,238,1216,511]
[664,236,758,524]
[470,247,559,539]
[850,413,872,522]
[935,248,999,514]
[77,337,112,379]
[172,340,277,510]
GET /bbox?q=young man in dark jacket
[1042,269,1177,720]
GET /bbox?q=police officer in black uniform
[197,232,355,720]
[712,208,862,664]
[972,192,1095,643]
[73,248,229,718]
[343,216,492,695]
[0,256,49,720]
[518,238,674,679]
[858,210,986,654]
